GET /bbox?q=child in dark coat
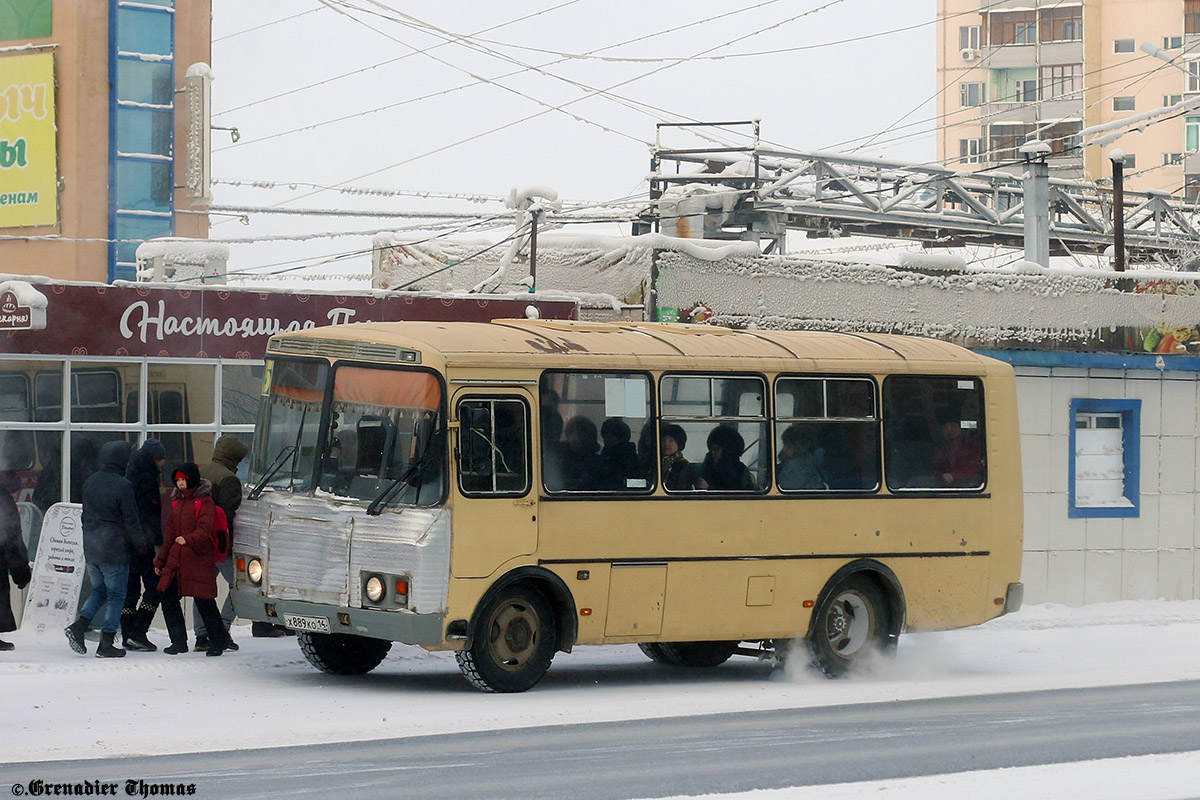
[153,463,229,656]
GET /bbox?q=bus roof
[267,320,1008,375]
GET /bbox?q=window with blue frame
[109,1,175,282]
[1069,398,1140,518]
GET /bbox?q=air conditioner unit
[961,48,979,61]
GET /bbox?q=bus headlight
[365,575,385,603]
[247,558,264,586]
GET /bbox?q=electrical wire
[212,7,326,43]
[213,0,588,116]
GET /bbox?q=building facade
[936,0,1200,195]
[0,0,211,283]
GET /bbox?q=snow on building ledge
[372,231,760,308]
[655,249,1200,352]
[135,238,230,285]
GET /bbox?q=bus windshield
[251,360,445,507]
[250,359,328,493]
[316,365,444,507]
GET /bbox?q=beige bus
[230,319,1023,692]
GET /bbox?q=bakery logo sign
[0,289,42,330]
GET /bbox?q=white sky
[3,600,1200,798]
[206,0,937,286]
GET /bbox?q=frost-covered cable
[213,0,586,116]
[213,8,326,43]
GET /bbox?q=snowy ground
[3,601,1200,798]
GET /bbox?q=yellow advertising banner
[0,51,57,228]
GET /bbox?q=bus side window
[540,372,653,495]
[883,376,985,491]
[458,399,530,496]
[661,374,768,494]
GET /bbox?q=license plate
[282,613,331,634]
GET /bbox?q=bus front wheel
[297,631,392,675]
[806,575,888,677]
[457,585,557,693]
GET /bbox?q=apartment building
[0,0,211,283]
[937,0,1200,195]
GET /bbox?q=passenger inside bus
[561,415,600,490]
[932,410,983,488]
[598,418,640,490]
[777,423,826,490]
[659,423,697,491]
[698,425,756,491]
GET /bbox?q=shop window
[1069,399,1140,518]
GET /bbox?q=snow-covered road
[3,600,1199,798]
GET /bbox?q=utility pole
[1019,140,1052,267]
[1109,150,1126,272]
[528,208,539,292]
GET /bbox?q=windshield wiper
[366,429,444,516]
[248,445,298,501]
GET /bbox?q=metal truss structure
[644,122,1200,262]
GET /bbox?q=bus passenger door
[451,393,537,579]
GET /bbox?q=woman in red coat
[154,463,229,656]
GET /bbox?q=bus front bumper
[231,589,446,646]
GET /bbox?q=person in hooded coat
[598,418,641,491]
[154,462,229,656]
[194,435,250,648]
[121,438,166,652]
[65,440,139,658]
[0,471,32,651]
[698,425,756,491]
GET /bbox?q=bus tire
[638,643,675,664]
[297,631,392,675]
[806,575,888,677]
[659,641,738,667]
[456,585,556,693]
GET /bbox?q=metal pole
[1111,156,1126,272]
[528,209,539,292]
[1022,158,1050,267]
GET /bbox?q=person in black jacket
[65,440,140,658]
[121,438,166,652]
[0,471,32,651]
[698,425,756,491]
[598,418,640,491]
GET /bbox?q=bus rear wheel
[806,575,888,677]
[639,641,738,667]
[456,585,556,693]
[297,631,392,675]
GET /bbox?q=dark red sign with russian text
[0,283,577,358]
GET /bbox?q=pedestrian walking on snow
[121,438,166,651]
[194,435,247,651]
[154,463,230,657]
[65,441,140,658]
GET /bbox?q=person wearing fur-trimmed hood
[153,463,229,657]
